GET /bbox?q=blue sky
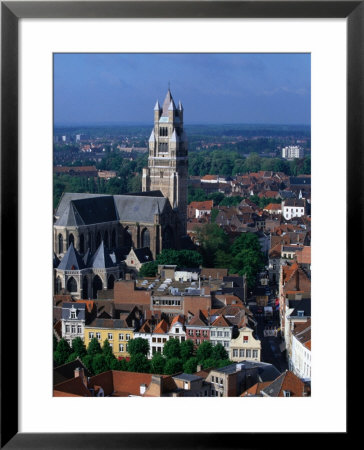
[54,53,310,125]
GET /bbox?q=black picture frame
[1,1,356,448]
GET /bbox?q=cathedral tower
[142,88,188,236]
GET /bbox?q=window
[70,310,76,319]
[246,349,252,358]
[217,331,223,337]
[203,331,208,337]
[152,337,156,342]
[239,349,245,358]
[196,331,200,337]
[196,339,201,345]
[224,331,229,337]
[188,330,193,336]
[65,325,70,333]
[220,392,223,397]
[211,331,215,337]
[211,340,217,346]
[211,376,215,382]
[77,325,82,334]
[223,341,229,348]
[233,349,238,357]
[71,325,76,334]
[157,338,161,343]
[119,344,124,352]
[253,350,258,358]
[163,338,167,343]
[126,334,131,341]
[244,336,249,343]
[96,332,101,340]
[108,333,113,340]
[89,332,94,339]
[297,311,304,317]
[283,390,291,397]
[181,337,185,342]
[220,378,223,384]
[119,334,124,341]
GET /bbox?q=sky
[54,53,310,126]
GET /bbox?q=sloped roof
[153,319,169,334]
[53,358,91,386]
[132,247,154,264]
[90,241,115,269]
[211,315,233,328]
[56,196,118,226]
[57,243,85,270]
[113,194,168,223]
[261,370,306,397]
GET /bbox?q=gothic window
[58,234,63,254]
[141,228,150,248]
[79,234,85,254]
[96,231,102,249]
[92,275,103,298]
[124,228,132,247]
[55,276,62,294]
[111,229,116,249]
[82,277,89,299]
[162,226,173,249]
[107,274,115,290]
[68,234,74,247]
[66,276,77,293]
[104,231,109,248]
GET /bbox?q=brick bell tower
[142,88,188,236]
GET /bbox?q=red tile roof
[153,319,169,334]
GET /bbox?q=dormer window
[70,309,76,319]
[297,310,304,317]
[283,390,291,397]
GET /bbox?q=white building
[229,327,261,362]
[289,319,311,380]
[282,145,304,159]
[282,199,305,220]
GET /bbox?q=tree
[216,359,232,369]
[139,261,158,277]
[54,339,72,366]
[202,357,218,370]
[211,343,228,361]
[196,341,213,363]
[92,354,108,375]
[128,354,151,373]
[164,357,183,375]
[72,337,87,358]
[163,338,181,359]
[81,354,94,375]
[102,339,114,357]
[195,224,229,267]
[87,337,102,356]
[53,335,58,351]
[150,352,166,374]
[127,338,150,357]
[66,352,78,363]
[180,340,194,362]
[183,357,198,374]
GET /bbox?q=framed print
[1,0,357,448]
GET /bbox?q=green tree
[150,352,166,374]
[245,152,262,173]
[127,338,150,357]
[81,354,94,375]
[54,339,72,366]
[71,337,87,358]
[195,224,229,267]
[87,337,102,356]
[180,340,194,362]
[163,338,181,359]
[53,335,58,351]
[92,354,108,375]
[210,208,219,223]
[211,343,228,361]
[66,352,78,363]
[183,357,198,374]
[102,339,114,357]
[164,357,183,375]
[202,357,218,370]
[128,354,151,373]
[231,232,262,257]
[216,359,232,369]
[139,261,158,277]
[196,341,213,363]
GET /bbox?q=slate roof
[90,241,115,269]
[288,298,311,317]
[132,247,154,264]
[173,373,202,382]
[61,302,86,321]
[55,192,168,226]
[56,195,118,226]
[289,176,311,186]
[57,243,85,270]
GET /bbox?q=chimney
[196,364,202,372]
[74,367,87,387]
[140,383,147,395]
[125,273,131,281]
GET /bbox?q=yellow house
[84,318,135,359]
[229,327,261,362]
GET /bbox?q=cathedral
[53,88,188,299]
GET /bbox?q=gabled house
[125,247,154,272]
[210,315,234,351]
[229,327,261,362]
[185,310,210,347]
[260,370,310,397]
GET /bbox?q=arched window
[58,234,63,254]
[82,277,89,299]
[111,229,116,249]
[124,228,132,247]
[68,234,74,247]
[96,231,102,249]
[107,274,115,290]
[66,276,77,293]
[92,275,103,298]
[162,226,173,249]
[104,231,109,248]
[55,276,62,294]
[141,228,150,248]
[79,234,85,254]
